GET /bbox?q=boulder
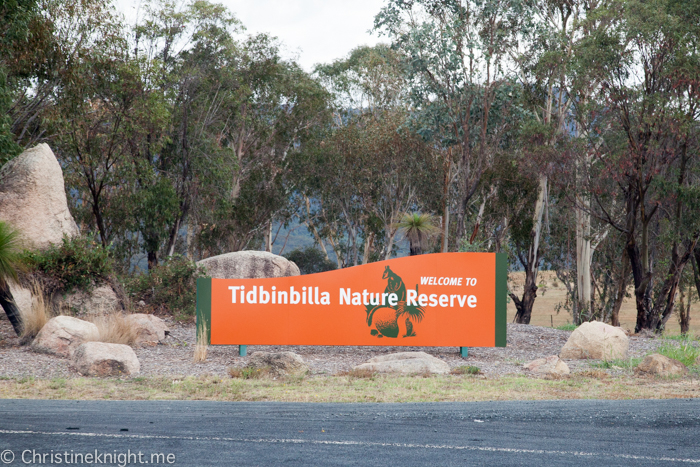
[125,313,169,344]
[246,351,308,377]
[197,251,300,279]
[31,315,98,358]
[72,341,140,376]
[9,282,33,319]
[353,351,450,375]
[523,355,570,376]
[635,354,688,377]
[560,321,629,360]
[0,143,79,250]
[57,285,121,316]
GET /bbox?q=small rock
[524,355,570,376]
[125,314,169,344]
[31,316,98,358]
[353,351,450,375]
[137,300,146,307]
[560,321,629,360]
[72,342,140,376]
[635,354,688,377]
[197,251,300,279]
[246,351,308,377]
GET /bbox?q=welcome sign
[196,252,507,347]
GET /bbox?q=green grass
[656,339,700,367]
[451,365,481,375]
[555,323,577,331]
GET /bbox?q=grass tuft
[556,323,578,331]
[228,366,270,379]
[193,323,208,363]
[89,313,137,346]
[451,365,481,375]
[19,281,52,340]
[337,368,379,379]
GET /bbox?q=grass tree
[397,213,440,256]
[0,221,24,336]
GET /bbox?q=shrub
[23,235,113,293]
[125,254,206,320]
[284,247,337,275]
[228,366,270,379]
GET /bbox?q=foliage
[124,254,206,320]
[283,247,337,275]
[555,324,578,332]
[23,235,113,293]
[0,221,23,284]
[397,213,440,256]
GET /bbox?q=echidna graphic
[365,266,425,338]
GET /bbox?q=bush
[23,235,113,293]
[284,247,337,275]
[125,254,206,320]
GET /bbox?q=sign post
[196,252,507,353]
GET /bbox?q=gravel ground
[0,316,667,379]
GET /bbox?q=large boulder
[0,143,79,250]
[560,321,629,360]
[523,355,570,376]
[31,315,98,358]
[72,341,140,376]
[125,313,169,344]
[353,351,450,375]
[57,285,121,316]
[246,351,308,377]
[635,354,688,377]
[197,251,300,279]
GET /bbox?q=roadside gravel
[0,317,665,379]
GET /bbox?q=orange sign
[196,252,507,347]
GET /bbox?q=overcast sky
[117,0,386,71]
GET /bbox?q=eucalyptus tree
[375,0,525,251]
[589,0,700,332]
[307,45,439,265]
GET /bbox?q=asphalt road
[0,399,698,466]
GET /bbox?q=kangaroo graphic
[366,266,425,338]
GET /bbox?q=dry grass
[89,313,137,346]
[228,366,271,379]
[337,368,379,379]
[1,373,699,402]
[193,323,208,363]
[18,281,52,340]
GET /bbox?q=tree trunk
[441,157,451,252]
[0,281,22,336]
[511,267,538,324]
[678,284,691,336]
[147,251,158,271]
[514,175,548,324]
[575,197,592,318]
[610,251,630,327]
[263,220,272,253]
[362,232,374,264]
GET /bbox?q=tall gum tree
[374,0,525,251]
[591,0,700,332]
